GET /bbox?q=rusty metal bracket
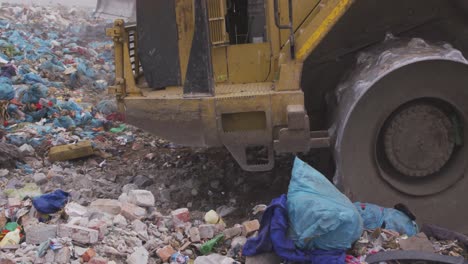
[274,105,329,153]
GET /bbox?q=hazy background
[0,0,97,7]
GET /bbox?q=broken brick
[171,208,190,227]
[243,220,260,236]
[82,248,96,262]
[156,245,176,262]
[120,202,147,221]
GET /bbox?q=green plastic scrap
[110,124,126,133]
[4,222,19,231]
[200,234,224,255]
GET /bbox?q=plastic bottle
[200,234,224,255]
[0,228,20,247]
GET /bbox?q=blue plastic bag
[0,82,14,100]
[53,116,76,129]
[354,203,418,236]
[32,190,70,214]
[287,157,363,250]
[21,83,48,104]
[96,99,117,115]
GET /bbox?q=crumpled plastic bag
[0,79,14,100]
[32,189,70,214]
[53,115,76,129]
[354,203,418,236]
[20,83,48,104]
[96,99,117,115]
[287,157,363,250]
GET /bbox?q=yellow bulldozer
[101,0,468,232]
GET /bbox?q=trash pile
[242,158,468,264]
[1,157,467,264]
[0,2,119,165]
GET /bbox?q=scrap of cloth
[243,194,346,264]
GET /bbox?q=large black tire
[333,37,468,232]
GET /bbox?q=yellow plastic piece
[0,228,20,247]
[48,141,94,162]
[204,210,225,226]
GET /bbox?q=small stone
[231,236,247,248]
[210,180,220,189]
[156,245,176,262]
[33,173,47,185]
[132,219,148,239]
[54,247,71,264]
[223,226,242,239]
[112,214,127,227]
[243,220,260,235]
[171,208,190,227]
[189,227,201,242]
[88,257,108,264]
[74,246,88,257]
[25,224,57,244]
[132,175,154,188]
[82,248,96,262]
[199,224,215,239]
[0,169,9,177]
[57,224,99,244]
[128,190,155,207]
[399,232,434,252]
[87,219,108,240]
[121,202,147,221]
[118,193,129,203]
[89,199,122,215]
[122,183,138,194]
[0,259,15,264]
[65,202,88,217]
[194,254,237,264]
[127,246,149,264]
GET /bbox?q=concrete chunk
[128,190,155,207]
[89,199,122,215]
[57,224,99,244]
[25,224,57,244]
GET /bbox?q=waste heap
[0,2,119,164]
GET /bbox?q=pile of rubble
[0,185,263,264]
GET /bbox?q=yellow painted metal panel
[227,43,272,83]
[212,46,228,83]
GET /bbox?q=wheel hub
[383,103,455,177]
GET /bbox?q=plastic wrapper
[354,203,418,236]
[287,157,363,250]
[96,99,117,115]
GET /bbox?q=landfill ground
[0,2,468,264]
